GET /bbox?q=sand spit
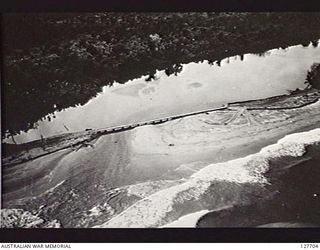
[2,93,320,228]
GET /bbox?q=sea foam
[94,128,320,228]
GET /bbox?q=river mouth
[5,40,320,144]
[2,58,320,229]
[3,13,320,231]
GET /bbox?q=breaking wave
[95,128,320,228]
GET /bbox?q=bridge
[93,104,229,135]
[2,104,232,167]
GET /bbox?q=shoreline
[2,111,320,227]
[2,88,320,227]
[95,128,320,228]
[196,142,320,228]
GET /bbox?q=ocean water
[2,127,320,228]
[94,128,320,228]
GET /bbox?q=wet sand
[95,128,320,228]
[130,99,320,176]
[2,99,320,228]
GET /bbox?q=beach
[2,94,320,228]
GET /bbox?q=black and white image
[1,13,320,228]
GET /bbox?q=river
[7,40,320,144]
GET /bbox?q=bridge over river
[94,104,229,135]
[2,104,232,167]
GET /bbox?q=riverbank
[2,92,320,227]
[3,13,320,136]
[3,88,319,167]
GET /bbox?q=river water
[9,41,320,144]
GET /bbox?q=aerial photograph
[1,12,320,228]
